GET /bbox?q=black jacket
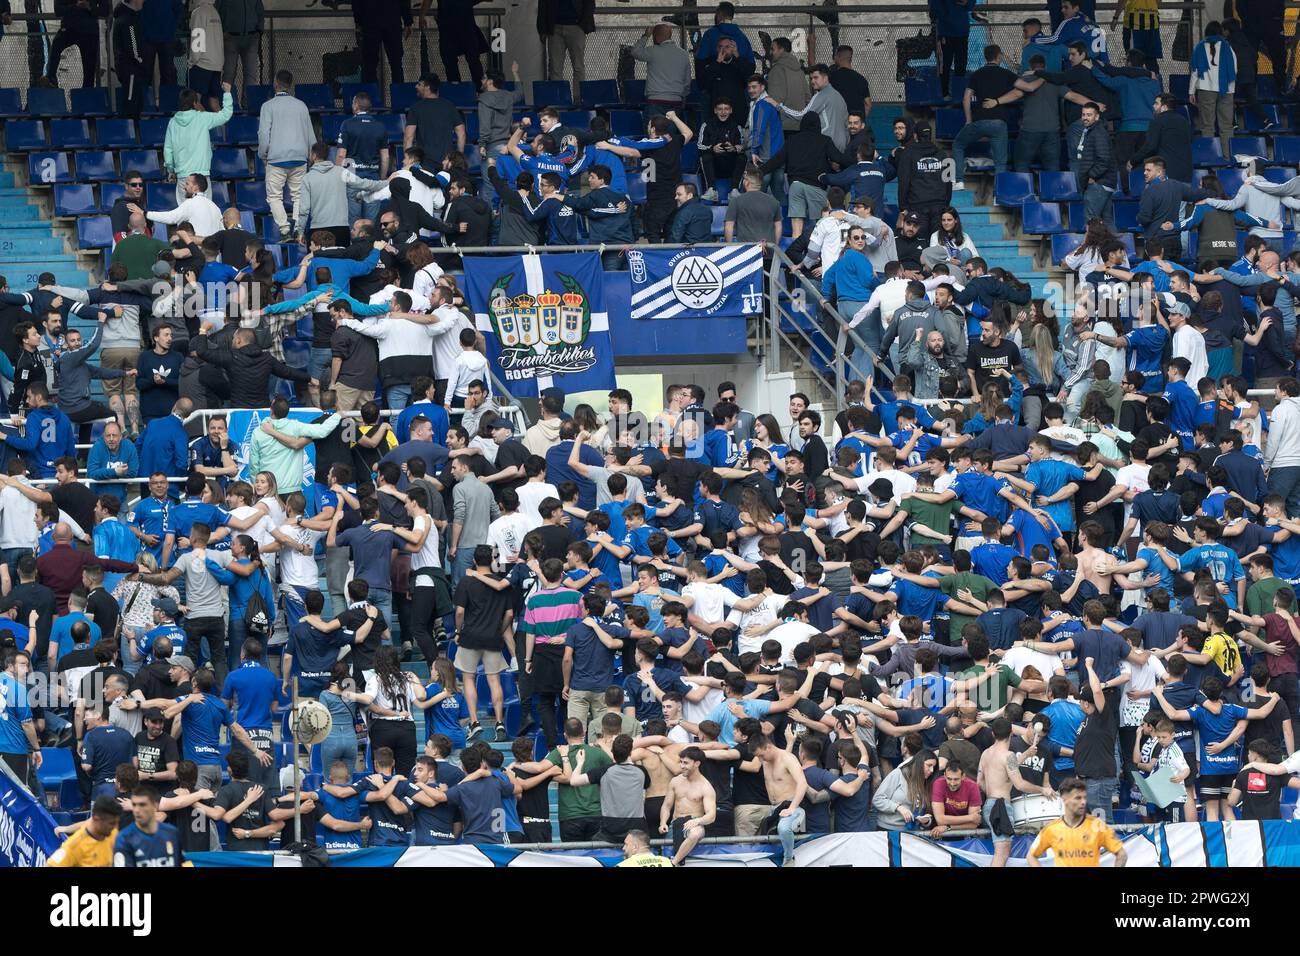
[760,113,841,188]
[351,0,411,32]
[896,138,952,209]
[1133,111,1194,185]
[488,166,544,247]
[111,1,143,67]
[427,195,493,248]
[1066,118,1117,190]
[698,55,755,112]
[56,0,109,35]
[1137,176,1210,239]
[193,336,308,408]
[537,0,595,35]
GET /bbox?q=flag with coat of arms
[462,252,616,398]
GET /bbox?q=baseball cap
[490,419,515,434]
[143,708,165,721]
[152,596,180,618]
[151,260,172,278]
[902,211,921,224]
[169,655,196,674]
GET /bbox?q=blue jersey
[1265,525,1300,581]
[892,573,948,624]
[1163,380,1199,449]
[1189,702,1250,774]
[188,436,236,489]
[878,399,935,435]
[114,821,183,866]
[423,681,469,749]
[888,428,941,467]
[1026,458,1086,533]
[694,499,742,540]
[221,661,279,731]
[598,500,631,544]
[745,439,789,481]
[1007,507,1061,556]
[359,772,412,846]
[622,524,682,563]
[94,518,139,591]
[316,786,365,849]
[0,672,34,755]
[1123,326,1168,393]
[164,496,230,563]
[129,495,173,560]
[1041,698,1086,770]
[952,470,1011,524]
[176,694,233,766]
[587,535,623,583]
[137,623,185,662]
[1136,546,1176,595]
[704,551,747,597]
[972,541,1019,586]
[1178,544,1245,596]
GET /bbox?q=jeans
[283,585,309,635]
[325,546,350,618]
[1065,375,1093,422]
[546,24,587,101]
[320,734,359,773]
[309,347,333,385]
[368,588,394,644]
[776,806,806,864]
[1084,182,1115,229]
[266,162,307,233]
[222,34,261,92]
[385,384,412,412]
[952,119,1008,178]
[1084,776,1118,824]
[1268,465,1300,517]
[46,29,98,87]
[347,185,384,225]
[186,615,229,687]
[937,34,968,97]
[360,25,405,84]
[450,548,474,593]
[1014,130,1061,172]
[228,615,249,670]
[0,547,29,582]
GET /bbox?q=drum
[1010,794,1062,833]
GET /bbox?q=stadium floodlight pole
[292,676,302,846]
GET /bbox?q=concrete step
[0,236,68,255]
[3,262,90,287]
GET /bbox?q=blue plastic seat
[995,171,1035,206]
[626,174,647,205]
[101,182,125,208]
[211,147,251,179]
[1244,105,1284,132]
[244,83,274,113]
[559,109,593,129]
[1273,137,1300,166]
[1021,201,1065,234]
[138,117,169,147]
[76,149,117,182]
[622,79,646,104]
[390,83,418,112]
[239,210,256,232]
[0,87,23,118]
[379,113,405,143]
[50,118,92,148]
[147,182,177,212]
[904,71,943,108]
[710,205,727,235]
[1126,168,1146,196]
[77,215,113,249]
[26,86,67,116]
[208,180,231,207]
[96,118,137,148]
[283,337,311,369]
[5,120,48,151]
[1216,166,1246,196]
[235,181,270,213]
[295,83,336,112]
[28,151,72,184]
[120,149,163,180]
[1038,170,1082,201]
[1051,232,1084,264]
[1262,166,1298,184]
[609,109,642,138]
[225,114,259,146]
[1230,136,1270,161]
[1191,137,1229,167]
[1114,200,1140,232]
[934,107,964,141]
[441,82,476,109]
[54,183,99,216]
[533,80,574,108]
[36,747,77,789]
[155,85,182,115]
[342,81,384,110]
[71,87,112,117]
[1169,74,1190,100]
[320,114,344,144]
[580,79,620,108]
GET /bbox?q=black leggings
[410,575,452,663]
[938,34,968,97]
[369,720,417,777]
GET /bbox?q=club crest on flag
[487,272,597,380]
[669,254,725,310]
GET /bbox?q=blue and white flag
[463,252,616,398]
[627,244,765,319]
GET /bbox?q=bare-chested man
[659,747,717,864]
[1074,520,1118,599]
[978,715,1054,868]
[633,718,678,834]
[753,733,808,866]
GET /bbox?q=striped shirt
[522,586,585,646]
[1119,0,1159,32]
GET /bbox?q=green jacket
[163,92,233,177]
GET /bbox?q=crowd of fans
[3,0,1300,869]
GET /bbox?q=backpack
[245,568,271,638]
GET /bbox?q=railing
[1,3,1218,107]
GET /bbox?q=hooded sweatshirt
[523,418,563,457]
[478,87,526,155]
[189,0,224,72]
[163,92,233,178]
[487,166,544,247]
[760,113,840,188]
[896,136,952,209]
[1265,395,1300,470]
[766,53,810,132]
[879,297,941,360]
[300,160,385,231]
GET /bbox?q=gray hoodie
[478,87,525,154]
[257,91,316,165]
[57,325,127,414]
[300,161,385,231]
[766,53,810,132]
[630,35,693,102]
[878,296,941,361]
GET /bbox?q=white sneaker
[953,181,965,190]
[701,188,719,202]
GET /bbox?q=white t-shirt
[450,350,491,401]
[768,620,820,664]
[729,592,785,655]
[411,514,440,574]
[682,679,724,726]
[999,644,1065,680]
[682,581,738,625]
[1171,325,1209,387]
[488,513,532,566]
[517,481,559,529]
[230,503,277,574]
[277,522,324,588]
[853,468,917,504]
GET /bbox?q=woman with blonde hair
[114,552,180,676]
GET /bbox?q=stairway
[0,166,94,289]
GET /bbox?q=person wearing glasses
[110,172,149,245]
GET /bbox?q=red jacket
[37,545,137,614]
